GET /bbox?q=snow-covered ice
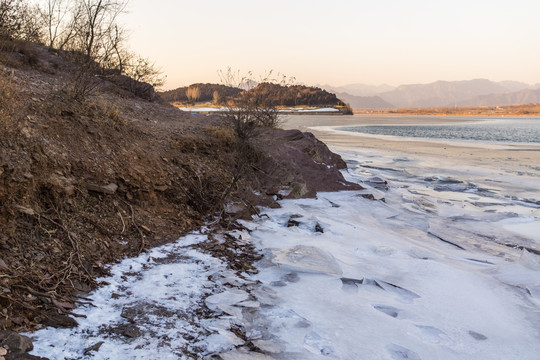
[28,141,540,359]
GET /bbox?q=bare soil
[0,41,358,335]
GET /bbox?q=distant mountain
[457,88,540,107]
[497,81,535,93]
[321,83,395,97]
[334,92,394,109]
[377,79,514,108]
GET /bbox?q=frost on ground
[28,232,265,359]
[29,148,540,359]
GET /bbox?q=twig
[36,213,94,280]
[118,211,126,234]
[122,200,145,254]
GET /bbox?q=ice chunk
[252,287,280,306]
[272,245,342,276]
[219,349,275,360]
[373,305,401,318]
[205,289,250,315]
[206,330,244,353]
[491,250,540,299]
[252,339,286,354]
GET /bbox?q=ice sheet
[28,133,540,359]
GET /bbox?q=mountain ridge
[323,79,538,109]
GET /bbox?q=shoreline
[282,114,540,179]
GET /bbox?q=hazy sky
[124,0,540,90]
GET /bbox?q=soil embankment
[0,41,359,344]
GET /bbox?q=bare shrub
[218,68,294,140]
[204,126,236,147]
[66,54,101,100]
[123,55,164,89]
[340,103,354,115]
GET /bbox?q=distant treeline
[243,83,344,107]
[159,83,242,103]
[159,83,344,107]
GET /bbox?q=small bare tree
[218,67,294,140]
[124,55,164,88]
[38,0,82,49]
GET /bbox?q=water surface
[340,118,540,144]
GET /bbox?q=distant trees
[242,83,343,108]
[186,86,201,104]
[160,83,242,104]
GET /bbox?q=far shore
[355,103,540,117]
[282,114,540,178]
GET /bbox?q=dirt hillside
[0,40,360,335]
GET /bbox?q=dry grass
[204,125,236,147]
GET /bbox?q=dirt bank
[0,41,359,336]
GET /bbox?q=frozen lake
[340,118,540,145]
[28,115,540,359]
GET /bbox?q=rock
[288,182,308,198]
[86,183,118,195]
[122,325,141,338]
[42,312,78,328]
[315,223,324,233]
[0,331,33,354]
[360,193,376,200]
[154,185,168,192]
[0,348,6,356]
[47,175,75,196]
[84,342,104,355]
[120,307,137,322]
[9,353,50,359]
[287,218,300,227]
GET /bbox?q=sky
[123,0,540,90]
